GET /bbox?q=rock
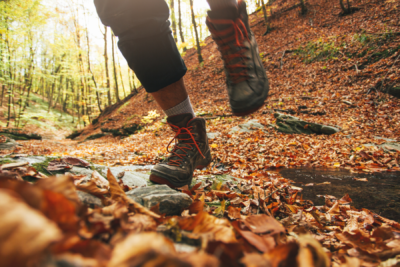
[69,167,94,183]
[207,132,220,140]
[76,191,103,207]
[101,166,149,187]
[126,185,192,215]
[273,112,340,135]
[388,87,400,98]
[229,119,264,134]
[364,142,400,153]
[0,137,21,150]
[374,136,397,142]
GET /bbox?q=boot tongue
[167,113,194,128]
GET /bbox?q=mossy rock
[85,133,106,141]
[67,130,84,140]
[273,112,340,135]
[388,87,400,98]
[101,123,142,137]
[0,128,42,140]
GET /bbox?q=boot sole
[149,161,211,189]
[150,148,212,189]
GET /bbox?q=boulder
[76,191,103,208]
[0,137,21,150]
[273,112,340,135]
[126,185,192,215]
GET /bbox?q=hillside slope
[79,0,400,140]
[16,0,400,174]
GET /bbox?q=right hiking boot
[150,113,212,189]
[206,0,269,116]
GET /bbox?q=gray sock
[164,97,195,118]
[207,0,237,10]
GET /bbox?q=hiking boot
[150,113,212,188]
[206,0,269,116]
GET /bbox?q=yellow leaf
[333,162,340,167]
[210,144,218,148]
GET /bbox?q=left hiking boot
[150,113,212,189]
[206,0,269,116]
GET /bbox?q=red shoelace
[166,124,205,167]
[207,17,250,84]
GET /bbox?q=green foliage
[295,38,341,63]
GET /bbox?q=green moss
[85,133,106,141]
[0,159,15,165]
[31,157,65,175]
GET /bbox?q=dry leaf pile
[1,164,400,266]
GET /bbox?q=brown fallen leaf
[62,156,90,168]
[91,170,109,189]
[353,178,368,182]
[106,169,160,219]
[76,179,109,198]
[227,206,241,220]
[244,214,285,235]
[0,189,62,266]
[108,233,181,267]
[179,211,237,243]
[189,199,205,214]
[47,158,72,171]
[1,161,29,169]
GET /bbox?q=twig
[280,50,286,69]
[203,114,234,120]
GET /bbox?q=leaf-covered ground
[1,156,400,266]
[12,0,399,174]
[1,0,400,266]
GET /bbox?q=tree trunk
[84,6,102,113]
[104,26,112,106]
[299,0,307,15]
[170,0,178,42]
[189,0,203,64]
[116,52,126,98]
[178,0,186,51]
[339,0,347,13]
[111,32,120,103]
[261,0,271,34]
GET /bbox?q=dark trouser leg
[94,0,187,93]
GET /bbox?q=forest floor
[0,93,77,139]
[1,0,400,266]
[12,0,400,174]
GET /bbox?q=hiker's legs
[94,0,191,116]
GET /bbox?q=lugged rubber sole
[150,161,211,189]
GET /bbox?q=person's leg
[94,0,207,188]
[206,0,270,116]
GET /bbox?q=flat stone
[76,191,103,208]
[0,142,17,150]
[15,156,48,165]
[229,119,264,134]
[101,166,149,187]
[207,132,221,139]
[374,136,397,142]
[126,185,192,215]
[365,142,400,152]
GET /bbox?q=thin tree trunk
[189,0,203,64]
[84,6,102,113]
[116,52,126,98]
[178,0,186,51]
[170,0,178,42]
[104,26,112,106]
[111,32,120,102]
[261,0,270,34]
